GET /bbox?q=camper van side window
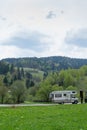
[64,94,67,96]
[55,94,62,98]
[71,94,75,98]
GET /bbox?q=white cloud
[46,11,56,19]
[2,31,51,52]
[65,28,87,47]
[0,0,87,59]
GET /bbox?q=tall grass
[0,104,87,130]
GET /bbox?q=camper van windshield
[71,94,76,98]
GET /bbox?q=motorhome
[49,90,78,104]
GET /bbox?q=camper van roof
[50,90,77,94]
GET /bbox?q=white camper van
[49,90,78,104]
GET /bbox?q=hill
[0,56,87,103]
[2,56,87,72]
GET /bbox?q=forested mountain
[2,56,87,71]
[1,56,87,103]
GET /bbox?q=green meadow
[0,104,87,130]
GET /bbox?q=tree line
[2,56,87,72]
[0,62,38,103]
[0,60,87,103]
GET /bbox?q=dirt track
[0,103,59,107]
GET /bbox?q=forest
[2,56,87,71]
[0,56,87,104]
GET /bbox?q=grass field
[0,104,87,130]
[24,67,44,80]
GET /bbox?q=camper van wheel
[74,100,78,104]
[72,100,78,104]
[60,102,64,104]
[58,102,64,104]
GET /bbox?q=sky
[0,0,87,59]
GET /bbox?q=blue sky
[0,0,87,59]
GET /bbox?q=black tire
[73,100,78,104]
